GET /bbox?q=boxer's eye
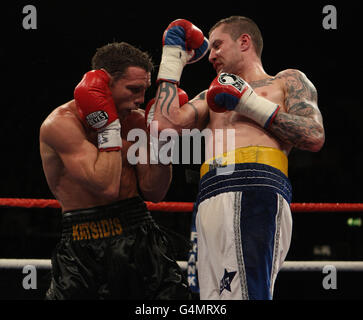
[211,40,222,50]
[127,86,143,94]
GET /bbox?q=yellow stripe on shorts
[200,146,288,178]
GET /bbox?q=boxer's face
[110,66,151,116]
[208,25,244,74]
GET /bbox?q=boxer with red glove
[207,73,281,129]
[74,69,122,151]
[157,19,209,84]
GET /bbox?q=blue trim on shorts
[196,163,292,206]
[240,190,278,300]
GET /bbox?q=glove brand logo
[218,73,245,93]
[86,111,109,129]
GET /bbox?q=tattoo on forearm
[157,82,177,115]
[268,70,324,150]
[156,86,206,128]
[270,103,323,150]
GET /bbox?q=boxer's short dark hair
[91,42,154,80]
[209,16,264,59]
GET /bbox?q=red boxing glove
[162,19,205,51]
[207,73,280,128]
[145,87,189,128]
[74,70,122,151]
[157,19,209,84]
[74,70,118,130]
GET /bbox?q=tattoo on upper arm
[185,102,198,124]
[186,90,207,125]
[197,91,206,100]
[282,70,318,112]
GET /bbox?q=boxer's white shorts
[193,161,292,300]
[196,189,292,300]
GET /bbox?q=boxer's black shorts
[45,196,191,300]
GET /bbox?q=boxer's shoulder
[275,69,317,105]
[247,69,305,91]
[275,68,302,77]
[40,100,85,146]
[43,100,78,125]
[274,69,315,91]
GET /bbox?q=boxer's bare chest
[206,76,289,153]
[209,76,286,127]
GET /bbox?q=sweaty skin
[152,25,324,159]
[40,67,172,213]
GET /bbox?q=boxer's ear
[237,33,252,53]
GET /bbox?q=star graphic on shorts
[219,268,237,294]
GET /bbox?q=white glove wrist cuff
[97,119,122,151]
[236,91,280,128]
[157,46,190,83]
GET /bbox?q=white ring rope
[280,261,363,272]
[1,259,363,272]
[0,259,51,269]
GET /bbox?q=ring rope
[1,200,362,273]
[1,198,363,212]
[1,259,363,272]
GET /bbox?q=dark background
[1,1,363,299]
[1,1,361,203]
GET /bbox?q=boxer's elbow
[306,125,325,152]
[151,114,178,134]
[156,109,188,134]
[167,107,193,132]
[312,135,325,152]
[156,121,184,136]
